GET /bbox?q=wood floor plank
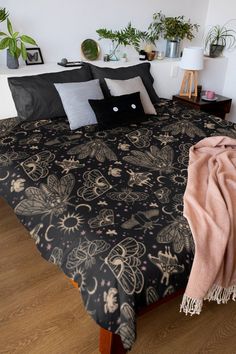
[0,197,236,354]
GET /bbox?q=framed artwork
[25,47,44,65]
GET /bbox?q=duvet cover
[0,99,236,350]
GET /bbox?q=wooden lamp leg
[99,328,127,354]
[179,70,198,98]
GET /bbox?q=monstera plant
[0,17,37,68]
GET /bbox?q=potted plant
[97,22,147,60]
[205,22,236,57]
[148,12,199,58]
[0,18,37,69]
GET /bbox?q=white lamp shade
[179,47,204,70]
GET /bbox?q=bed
[0,63,236,353]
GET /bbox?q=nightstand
[172,94,232,119]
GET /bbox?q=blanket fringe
[204,284,236,304]
[180,294,202,316]
[180,284,236,315]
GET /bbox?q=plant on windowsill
[0,18,37,69]
[205,22,236,57]
[96,22,149,61]
[148,12,199,58]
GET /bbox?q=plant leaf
[21,35,37,45]
[7,18,13,36]
[0,37,10,49]
[0,31,7,36]
[21,42,27,60]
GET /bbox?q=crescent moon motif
[0,171,9,181]
[162,206,173,215]
[76,204,92,212]
[45,225,56,242]
[87,277,98,295]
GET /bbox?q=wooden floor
[0,197,236,354]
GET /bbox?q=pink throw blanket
[180,136,236,315]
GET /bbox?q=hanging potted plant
[205,22,236,57]
[0,18,37,69]
[96,22,147,60]
[148,12,199,58]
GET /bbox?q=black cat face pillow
[89,91,146,129]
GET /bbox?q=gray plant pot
[7,49,19,69]
[166,39,181,58]
[209,44,225,58]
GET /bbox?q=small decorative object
[147,51,156,61]
[25,47,43,65]
[197,85,202,98]
[139,50,147,60]
[121,53,128,62]
[96,22,147,61]
[57,58,83,67]
[205,21,236,57]
[81,39,100,61]
[0,18,37,69]
[202,90,217,101]
[103,54,110,62]
[179,47,204,98]
[157,51,165,60]
[148,12,199,58]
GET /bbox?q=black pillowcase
[88,62,159,104]
[89,92,146,129]
[8,63,93,121]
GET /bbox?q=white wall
[0,0,209,65]
[205,0,236,122]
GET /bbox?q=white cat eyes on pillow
[105,76,157,115]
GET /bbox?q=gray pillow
[55,79,104,130]
[105,76,156,115]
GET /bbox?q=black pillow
[88,62,159,104]
[89,92,145,129]
[8,64,93,121]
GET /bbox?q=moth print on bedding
[66,239,110,271]
[104,288,119,314]
[104,237,145,295]
[153,133,176,146]
[10,178,26,193]
[45,134,82,147]
[148,247,184,286]
[29,223,43,244]
[127,170,152,187]
[214,127,236,139]
[107,188,148,203]
[154,187,171,204]
[49,247,63,266]
[123,145,175,173]
[178,143,192,166]
[146,286,159,305]
[121,210,160,233]
[126,128,152,148]
[15,173,75,222]
[88,209,114,228]
[0,151,29,167]
[0,117,22,137]
[68,139,117,162]
[55,157,84,174]
[19,134,42,145]
[116,303,136,349]
[21,151,55,181]
[162,120,206,138]
[78,169,112,201]
[156,216,194,254]
[44,121,69,131]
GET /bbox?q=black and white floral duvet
[0,99,236,350]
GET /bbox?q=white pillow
[54,79,104,130]
[105,76,156,115]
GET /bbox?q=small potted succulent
[0,17,37,69]
[148,12,199,58]
[205,22,236,57]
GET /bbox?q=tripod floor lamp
[179,47,204,98]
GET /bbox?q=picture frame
[25,47,44,65]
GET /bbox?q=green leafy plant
[205,23,236,51]
[0,18,37,59]
[0,7,8,24]
[97,22,147,53]
[148,12,199,41]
